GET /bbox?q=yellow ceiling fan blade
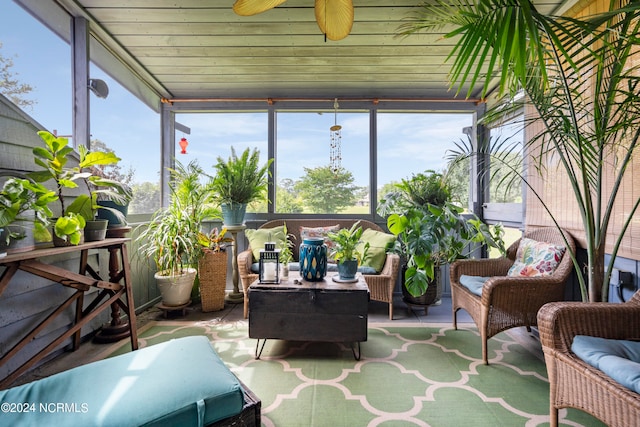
[315,0,354,41]
[233,0,287,16]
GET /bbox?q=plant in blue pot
[327,221,370,281]
[211,147,273,226]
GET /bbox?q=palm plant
[399,0,640,302]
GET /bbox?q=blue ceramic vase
[299,237,327,281]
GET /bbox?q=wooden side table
[0,238,138,388]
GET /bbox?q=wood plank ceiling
[25,0,569,104]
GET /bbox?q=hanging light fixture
[330,98,342,173]
[179,137,189,154]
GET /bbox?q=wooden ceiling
[18,0,571,108]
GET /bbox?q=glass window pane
[489,117,523,204]
[377,112,473,208]
[175,112,269,213]
[89,65,160,215]
[275,111,370,214]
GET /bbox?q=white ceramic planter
[155,267,197,306]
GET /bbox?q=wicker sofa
[538,291,640,426]
[238,219,400,320]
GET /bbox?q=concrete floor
[10,293,543,388]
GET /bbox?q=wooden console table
[0,238,138,388]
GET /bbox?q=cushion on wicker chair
[572,335,640,394]
[507,238,566,277]
[459,275,490,296]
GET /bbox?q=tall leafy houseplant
[212,147,273,225]
[378,170,505,297]
[400,0,640,302]
[28,131,127,244]
[136,160,220,306]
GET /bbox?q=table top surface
[0,237,131,264]
[250,272,368,292]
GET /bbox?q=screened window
[275,111,370,214]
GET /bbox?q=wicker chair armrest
[238,249,254,274]
[479,274,563,304]
[538,299,640,354]
[379,253,400,277]
[450,258,513,281]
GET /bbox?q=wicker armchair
[538,292,640,427]
[449,227,576,364]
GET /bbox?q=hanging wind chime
[330,98,342,173]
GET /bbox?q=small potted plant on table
[327,221,370,281]
[0,177,57,255]
[28,131,130,244]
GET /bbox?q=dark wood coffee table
[248,273,369,360]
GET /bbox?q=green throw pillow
[245,226,286,262]
[357,228,396,273]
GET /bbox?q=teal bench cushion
[0,336,244,426]
[459,275,490,296]
[572,335,640,394]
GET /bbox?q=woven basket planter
[199,250,228,312]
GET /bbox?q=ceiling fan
[233,0,354,41]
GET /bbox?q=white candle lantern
[259,242,280,284]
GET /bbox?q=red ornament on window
[179,137,188,154]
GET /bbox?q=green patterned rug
[102,321,603,427]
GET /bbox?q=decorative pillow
[245,226,286,262]
[507,237,566,277]
[356,228,396,273]
[300,225,340,260]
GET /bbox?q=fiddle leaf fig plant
[28,130,127,244]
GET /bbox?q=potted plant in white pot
[327,221,370,281]
[137,160,220,307]
[211,146,272,226]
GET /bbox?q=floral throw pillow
[300,225,340,261]
[507,237,567,277]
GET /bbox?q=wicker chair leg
[388,301,393,320]
[452,308,458,330]
[480,305,490,364]
[243,297,248,319]
[550,404,558,427]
